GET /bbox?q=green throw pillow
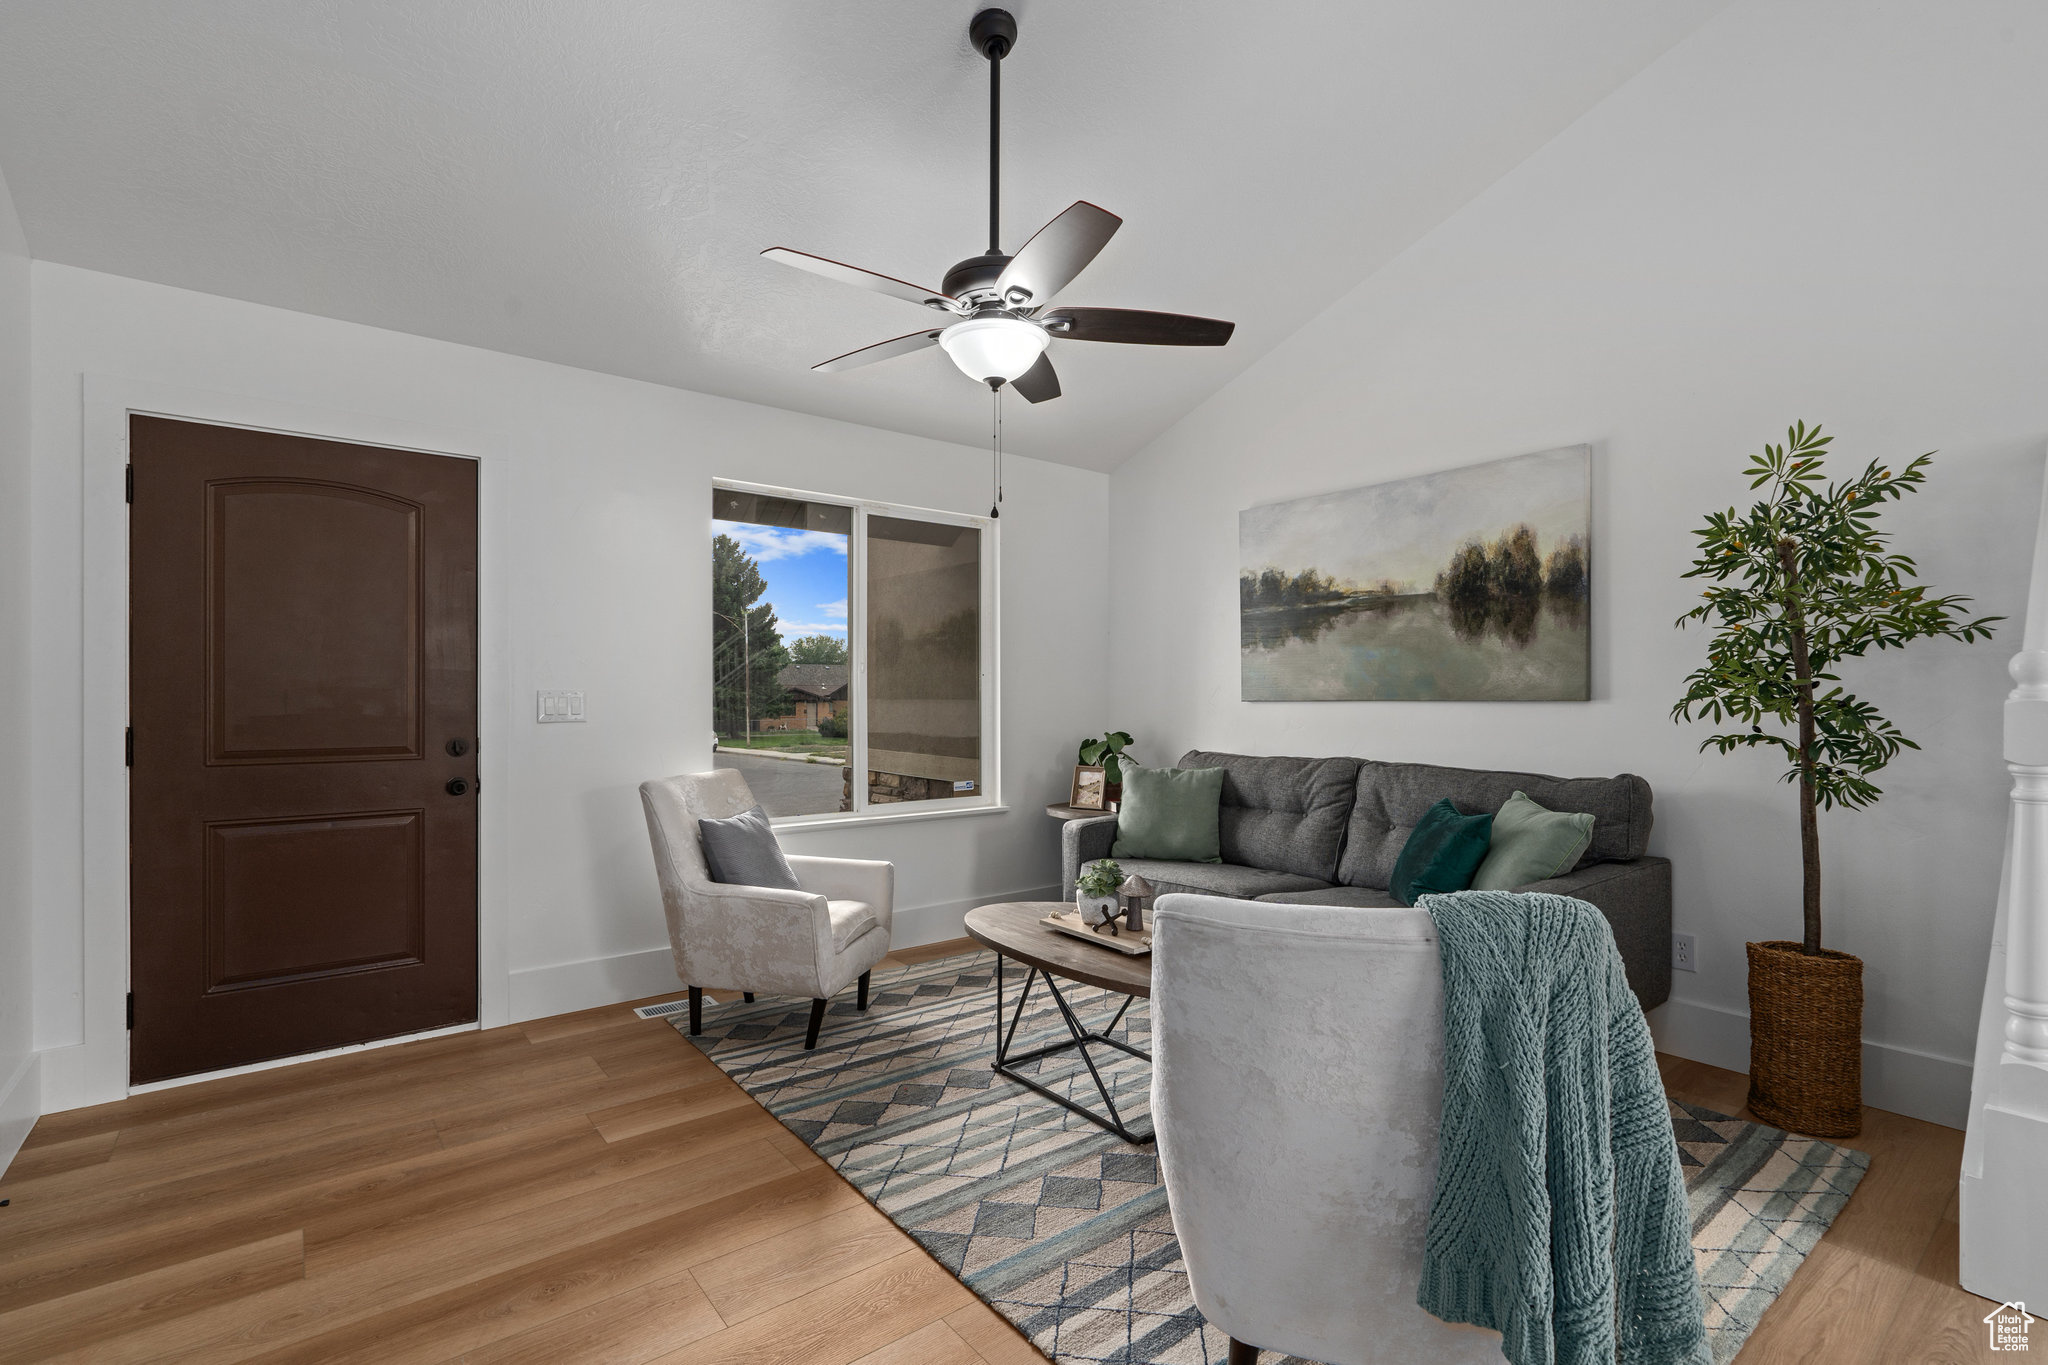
[1111,763,1224,863]
[1470,791,1596,891]
[1389,798,1494,905]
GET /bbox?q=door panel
[210,481,424,762]
[130,415,478,1084]
[205,811,427,991]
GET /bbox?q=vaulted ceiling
[0,1,1726,470]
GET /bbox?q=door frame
[61,374,516,1108]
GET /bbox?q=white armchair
[1149,894,1501,1365]
[640,770,893,1049]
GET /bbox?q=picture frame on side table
[1069,765,1108,810]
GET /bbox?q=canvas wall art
[1240,446,1591,701]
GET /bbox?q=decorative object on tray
[1118,872,1155,934]
[1240,445,1591,701]
[1075,857,1124,926]
[1077,729,1137,805]
[1069,763,1108,810]
[1673,422,2001,1138]
[1043,906,1153,955]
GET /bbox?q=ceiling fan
[762,8,1234,404]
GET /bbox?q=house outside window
[712,483,997,822]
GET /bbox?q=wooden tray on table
[1040,907,1152,956]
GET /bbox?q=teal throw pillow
[1111,763,1224,863]
[1471,791,1596,891]
[1389,799,1494,905]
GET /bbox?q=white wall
[0,162,39,1160]
[30,263,1109,1111]
[1108,0,2048,1128]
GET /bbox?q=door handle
[447,738,471,757]
[446,778,470,797]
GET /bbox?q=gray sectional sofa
[1060,750,1671,1007]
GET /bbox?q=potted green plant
[1673,422,2000,1137]
[1075,858,1124,925]
[1078,731,1137,804]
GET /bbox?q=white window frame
[714,479,1001,828]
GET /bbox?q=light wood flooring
[0,940,1995,1364]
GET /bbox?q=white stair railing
[1959,450,2048,1306]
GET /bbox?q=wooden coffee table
[963,900,1153,1144]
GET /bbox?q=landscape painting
[1240,446,1591,701]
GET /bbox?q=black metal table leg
[988,951,1153,1144]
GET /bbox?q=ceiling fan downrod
[970,9,1016,256]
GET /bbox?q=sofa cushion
[1338,761,1653,889]
[697,804,800,890]
[1111,763,1225,862]
[1178,750,1363,882]
[1471,791,1597,891]
[1389,798,1494,905]
[1109,858,1332,901]
[1254,885,1406,909]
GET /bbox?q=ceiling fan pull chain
[989,382,1000,519]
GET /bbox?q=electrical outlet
[1672,933,1697,973]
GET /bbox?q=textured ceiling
[0,0,1726,471]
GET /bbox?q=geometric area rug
[671,950,1868,1364]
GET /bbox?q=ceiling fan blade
[994,202,1122,308]
[1011,352,1061,404]
[763,248,966,314]
[1039,308,1235,346]
[812,328,944,373]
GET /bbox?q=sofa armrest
[1060,815,1120,899]
[788,855,895,935]
[680,880,841,995]
[1520,856,1673,1009]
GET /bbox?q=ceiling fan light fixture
[938,315,1048,385]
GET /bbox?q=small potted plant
[1673,423,2000,1137]
[1078,731,1137,805]
[1075,858,1125,927]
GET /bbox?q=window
[712,483,996,822]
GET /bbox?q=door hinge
[125,464,133,504]
[126,992,135,1031]
[125,726,133,767]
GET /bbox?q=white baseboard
[1649,995,1972,1130]
[0,1051,42,1178]
[894,884,1058,949]
[508,945,683,1023]
[506,884,1059,1024]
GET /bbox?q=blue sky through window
[714,521,848,639]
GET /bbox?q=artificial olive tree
[1673,423,2001,954]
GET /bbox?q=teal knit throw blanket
[1417,890,1710,1365]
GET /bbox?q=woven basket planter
[1746,940,1863,1138]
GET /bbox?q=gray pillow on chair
[698,805,801,890]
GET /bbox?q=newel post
[2003,649,2048,1068]
[1960,455,2048,1305]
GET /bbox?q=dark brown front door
[129,415,479,1084]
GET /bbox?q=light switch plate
[536,690,585,723]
